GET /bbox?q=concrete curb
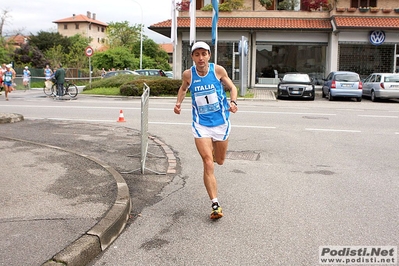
[2,136,131,266]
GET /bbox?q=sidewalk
[0,116,174,266]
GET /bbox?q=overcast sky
[2,0,172,43]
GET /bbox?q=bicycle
[43,79,78,98]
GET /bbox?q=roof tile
[151,16,399,31]
[152,17,332,30]
[53,14,108,27]
[334,17,399,29]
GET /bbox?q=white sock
[211,198,218,204]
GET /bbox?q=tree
[65,34,90,69]
[0,36,12,63]
[44,45,65,68]
[136,39,170,70]
[29,31,70,54]
[12,43,46,68]
[91,46,136,70]
[106,21,141,49]
[0,9,11,36]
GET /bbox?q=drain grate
[226,151,260,161]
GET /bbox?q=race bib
[195,89,220,114]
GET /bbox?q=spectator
[54,64,66,99]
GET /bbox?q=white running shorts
[191,121,231,141]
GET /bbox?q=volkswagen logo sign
[369,30,385,46]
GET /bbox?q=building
[159,43,174,67]
[53,11,108,51]
[149,0,399,88]
[5,34,29,49]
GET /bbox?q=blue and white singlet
[189,63,230,127]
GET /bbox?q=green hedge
[120,77,181,96]
[84,75,182,96]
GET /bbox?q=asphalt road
[1,89,398,265]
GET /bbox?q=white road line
[358,115,398,118]
[240,110,336,116]
[305,128,361,133]
[149,122,276,129]
[233,125,276,129]
[25,117,115,123]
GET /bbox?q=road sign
[85,46,94,57]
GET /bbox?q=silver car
[362,73,399,102]
[322,71,363,102]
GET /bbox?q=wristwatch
[230,100,237,106]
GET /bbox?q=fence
[122,83,165,175]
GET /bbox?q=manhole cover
[226,151,260,161]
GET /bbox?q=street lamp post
[132,0,143,69]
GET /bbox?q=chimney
[87,11,91,19]
[93,13,96,20]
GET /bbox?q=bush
[83,74,139,91]
[120,77,182,96]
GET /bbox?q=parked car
[322,71,362,101]
[164,71,173,78]
[362,73,399,102]
[135,69,167,77]
[103,70,140,78]
[276,73,315,100]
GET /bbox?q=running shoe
[210,202,223,219]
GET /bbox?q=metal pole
[89,56,92,89]
[132,0,143,69]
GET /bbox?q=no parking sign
[85,46,94,57]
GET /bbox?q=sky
[2,0,173,43]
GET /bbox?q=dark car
[322,71,362,101]
[135,69,167,77]
[103,70,140,78]
[276,73,315,100]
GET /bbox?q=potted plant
[301,0,328,11]
[382,8,392,13]
[336,7,345,12]
[370,7,379,13]
[358,7,369,12]
[394,8,399,13]
[347,7,357,12]
[259,0,273,9]
[277,0,299,10]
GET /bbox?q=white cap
[6,64,12,68]
[25,66,28,69]
[191,41,210,54]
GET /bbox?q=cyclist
[54,63,65,98]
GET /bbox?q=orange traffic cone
[117,110,126,122]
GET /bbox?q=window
[75,24,79,29]
[64,24,68,30]
[351,0,377,8]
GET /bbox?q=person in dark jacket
[54,63,66,98]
